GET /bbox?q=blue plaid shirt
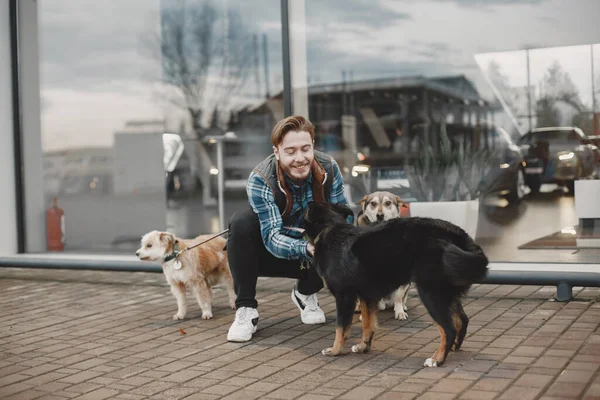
[246,158,352,261]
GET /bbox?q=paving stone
[1,269,600,400]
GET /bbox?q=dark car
[482,126,526,203]
[589,135,600,148]
[517,127,600,194]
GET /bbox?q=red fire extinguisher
[46,197,65,251]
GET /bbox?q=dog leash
[164,229,230,263]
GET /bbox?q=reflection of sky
[40,0,600,151]
[304,0,600,99]
[476,45,599,107]
[40,0,283,152]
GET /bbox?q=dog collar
[163,241,180,262]
[313,226,331,246]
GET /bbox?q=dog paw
[424,357,438,368]
[201,311,213,320]
[321,347,340,356]
[403,304,408,311]
[173,313,185,320]
[394,310,408,320]
[351,343,369,354]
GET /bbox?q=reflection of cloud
[41,84,165,151]
[306,0,412,27]
[429,0,547,6]
[306,0,600,96]
[41,0,284,92]
[537,15,558,24]
[40,0,162,91]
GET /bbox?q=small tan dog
[356,191,411,320]
[136,231,235,320]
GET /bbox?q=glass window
[291,0,600,264]
[39,0,283,253]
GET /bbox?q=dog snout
[377,214,384,221]
[135,250,140,256]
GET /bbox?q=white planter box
[575,180,600,219]
[409,199,480,238]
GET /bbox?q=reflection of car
[482,126,526,203]
[163,133,198,198]
[517,127,600,194]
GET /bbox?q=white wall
[0,1,18,255]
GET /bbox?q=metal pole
[9,0,26,253]
[592,44,596,113]
[216,140,225,231]
[1,260,598,302]
[526,48,532,130]
[263,33,270,98]
[280,0,292,116]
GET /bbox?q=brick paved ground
[0,267,599,400]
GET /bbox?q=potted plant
[405,135,492,238]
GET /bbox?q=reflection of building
[219,75,495,195]
[208,97,284,193]
[307,74,494,169]
[43,147,113,197]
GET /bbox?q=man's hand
[306,242,315,257]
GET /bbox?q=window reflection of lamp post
[204,131,237,231]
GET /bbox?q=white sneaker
[291,287,326,324]
[227,307,259,342]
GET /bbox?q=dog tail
[439,239,489,286]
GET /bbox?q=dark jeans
[227,208,324,309]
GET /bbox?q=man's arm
[329,159,355,224]
[246,171,311,260]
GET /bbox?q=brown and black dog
[303,202,488,367]
[355,191,411,320]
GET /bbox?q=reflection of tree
[140,0,255,206]
[487,61,514,108]
[536,61,586,130]
[539,61,582,111]
[484,60,526,135]
[536,98,560,127]
[145,0,253,138]
[572,111,593,134]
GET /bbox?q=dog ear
[354,194,369,208]
[159,232,174,243]
[395,196,408,209]
[332,203,354,220]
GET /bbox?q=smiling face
[136,230,174,262]
[273,130,314,184]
